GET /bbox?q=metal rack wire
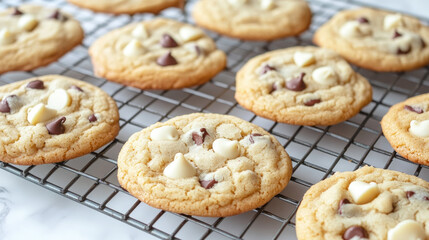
[1,0,429,239]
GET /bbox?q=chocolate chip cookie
[0,75,119,165]
[192,0,312,41]
[117,113,292,217]
[0,5,84,74]
[235,46,372,126]
[381,93,429,166]
[67,0,184,15]
[296,166,429,240]
[89,18,227,90]
[314,8,429,72]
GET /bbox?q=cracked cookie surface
[381,93,429,166]
[0,5,84,74]
[192,0,311,40]
[0,75,119,165]
[89,18,227,90]
[296,166,429,240]
[314,8,429,72]
[235,46,372,126]
[117,113,292,217]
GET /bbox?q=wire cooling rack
[1,0,429,239]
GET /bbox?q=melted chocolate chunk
[46,117,66,135]
[343,226,368,240]
[404,105,423,114]
[356,17,369,24]
[304,99,321,106]
[393,30,402,39]
[157,52,177,66]
[397,45,412,55]
[26,80,45,89]
[0,96,11,113]
[70,85,83,92]
[192,128,209,145]
[160,34,178,48]
[406,191,415,198]
[49,10,67,21]
[338,198,351,215]
[249,133,263,144]
[261,64,275,75]
[200,179,217,189]
[11,7,23,16]
[88,114,97,122]
[286,72,306,91]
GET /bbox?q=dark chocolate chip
[46,117,66,135]
[249,133,263,144]
[269,83,278,94]
[304,99,321,106]
[406,191,415,198]
[195,45,204,56]
[397,45,412,55]
[261,64,276,75]
[392,30,402,39]
[338,198,351,215]
[11,7,23,16]
[160,34,178,48]
[26,80,44,89]
[157,52,177,66]
[192,128,209,145]
[404,105,423,114]
[356,17,369,24]
[343,226,368,240]
[0,97,11,113]
[70,85,83,92]
[421,38,427,48]
[200,179,217,189]
[48,10,67,21]
[88,114,97,122]
[286,72,306,91]
[424,196,429,201]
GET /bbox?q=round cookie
[0,5,84,74]
[313,8,429,72]
[192,0,312,41]
[89,18,227,90]
[296,166,429,240]
[381,93,429,166]
[235,46,372,126]
[0,75,119,165]
[117,113,292,217]
[67,0,184,15]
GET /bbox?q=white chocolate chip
[179,26,203,42]
[260,0,275,10]
[384,14,403,30]
[150,125,179,141]
[312,66,337,85]
[348,181,379,204]
[47,89,71,110]
[123,39,145,57]
[339,21,362,38]
[298,92,321,104]
[212,138,240,159]
[132,24,148,39]
[0,28,15,45]
[27,103,57,125]
[293,52,316,67]
[163,153,196,179]
[228,0,247,7]
[6,95,21,113]
[18,14,38,31]
[409,120,429,138]
[388,220,426,240]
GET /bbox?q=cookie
[117,113,292,217]
[235,46,372,126]
[381,93,429,166]
[0,5,84,74]
[296,166,429,240]
[0,75,119,165]
[192,0,312,41]
[67,0,184,15]
[89,18,227,90]
[313,8,429,72]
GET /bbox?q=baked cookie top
[192,0,311,41]
[0,5,84,74]
[117,113,292,217]
[381,93,429,166]
[296,166,429,240]
[314,8,429,72]
[67,0,184,15]
[0,75,119,165]
[89,18,226,90]
[235,46,372,126]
